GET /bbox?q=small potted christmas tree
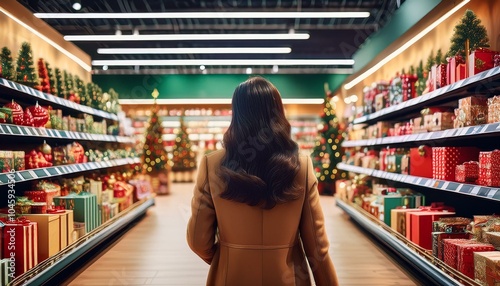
[15,42,38,88]
[0,47,15,80]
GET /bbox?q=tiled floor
[67,183,417,285]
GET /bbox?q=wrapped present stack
[455,161,479,183]
[432,217,472,260]
[478,150,500,187]
[53,192,99,234]
[457,243,496,278]
[401,74,417,101]
[432,147,480,181]
[469,48,498,76]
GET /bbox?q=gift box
[430,112,454,132]
[458,96,488,126]
[389,76,403,106]
[457,243,496,279]
[410,210,456,249]
[455,161,479,183]
[12,151,25,171]
[435,64,447,89]
[410,146,433,178]
[401,154,410,175]
[469,48,497,76]
[0,151,13,173]
[432,147,480,181]
[432,232,470,260]
[46,209,75,248]
[390,208,421,237]
[101,203,111,223]
[433,217,472,233]
[478,150,500,186]
[443,239,476,269]
[53,192,99,234]
[376,121,390,138]
[401,74,417,101]
[129,180,153,202]
[375,91,388,111]
[412,116,426,134]
[488,96,500,124]
[1,218,38,277]
[457,63,467,81]
[21,214,60,261]
[110,203,119,218]
[73,222,85,240]
[447,55,465,85]
[383,195,415,226]
[474,251,500,286]
[485,232,500,250]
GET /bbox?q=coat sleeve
[186,155,218,264]
[299,156,339,286]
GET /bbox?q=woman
[187,77,338,286]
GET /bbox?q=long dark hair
[218,76,302,209]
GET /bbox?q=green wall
[353,0,441,72]
[92,74,349,100]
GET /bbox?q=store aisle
[67,183,417,286]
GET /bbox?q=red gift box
[469,48,498,76]
[444,239,475,269]
[479,150,500,169]
[432,147,480,181]
[1,218,38,277]
[410,146,433,178]
[456,64,467,81]
[432,232,470,260]
[435,64,447,89]
[409,210,456,249]
[457,243,496,279]
[379,149,389,171]
[478,150,500,186]
[401,74,417,101]
[455,161,479,183]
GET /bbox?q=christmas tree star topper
[152,88,159,100]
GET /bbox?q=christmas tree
[54,68,64,98]
[0,47,15,80]
[311,88,347,195]
[416,60,426,96]
[107,88,119,114]
[426,50,435,72]
[37,58,51,94]
[172,116,197,174]
[63,71,77,102]
[140,89,170,194]
[448,9,489,58]
[16,42,38,87]
[435,49,446,65]
[45,61,56,95]
[81,82,93,106]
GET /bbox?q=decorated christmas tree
[37,58,51,94]
[171,115,197,182]
[45,61,56,95]
[54,68,64,98]
[16,42,38,87]
[63,71,78,102]
[311,87,347,195]
[448,10,489,58]
[0,47,15,80]
[91,84,103,110]
[81,82,93,106]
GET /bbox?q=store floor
[66,183,417,286]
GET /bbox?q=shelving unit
[338,58,500,284]
[0,78,153,283]
[353,66,500,125]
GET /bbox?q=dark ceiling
[18,0,404,75]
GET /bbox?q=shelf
[0,123,134,143]
[335,199,470,286]
[0,78,118,121]
[0,157,140,186]
[11,196,155,286]
[342,122,500,147]
[353,67,500,125]
[337,163,500,202]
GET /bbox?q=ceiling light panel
[91,59,355,66]
[97,47,292,54]
[65,33,310,41]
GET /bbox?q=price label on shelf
[487,189,499,198]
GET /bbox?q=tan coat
[187,149,338,286]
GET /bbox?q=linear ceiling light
[36,11,370,19]
[92,59,354,66]
[343,0,470,90]
[0,8,91,72]
[118,98,325,105]
[65,33,309,41]
[97,47,292,54]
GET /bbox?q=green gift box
[53,192,100,233]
